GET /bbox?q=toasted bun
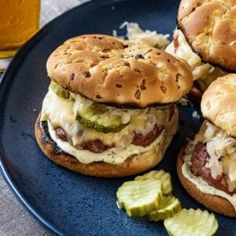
[178,0,236,71]
[35,109,178,178]
[177,147,236,217]
[201,74,236,137]
[46,34,193,108]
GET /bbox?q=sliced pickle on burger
[154,104,172,110]
[76,104,129,133]
[50,81,70,99]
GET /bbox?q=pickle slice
[116,179,163,217]
[135,170,172,195]
[155,104,172,110]
[50,81,70,99]
[76,104,128,133]
[147,195,181,222]
[164,209,218,236]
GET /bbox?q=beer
[0,0,40,58]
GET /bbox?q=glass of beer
[0,0,40,58]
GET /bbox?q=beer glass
[0,0,40,58]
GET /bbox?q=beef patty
[55,124,163,153]
[190,142,235,194]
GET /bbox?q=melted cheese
[39,83,178,164]
[223,157,236,182]
[41,88,171,148]
[41,89,79,138]
[48,120,167,164]
[182,163,236,211]
[76,112,159,148]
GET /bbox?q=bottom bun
[177,147,236,217]
[35,110,178,178]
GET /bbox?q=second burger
[166,0,236,98]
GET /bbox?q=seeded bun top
[46,34,193,108]
[178,0,236,71]
[201,74,236,137]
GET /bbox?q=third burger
[177,74,236,217]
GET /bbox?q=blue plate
[0,0,235,235]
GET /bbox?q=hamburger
[177,74,236,217]
[166,0,236,99]
[35,34,193,178]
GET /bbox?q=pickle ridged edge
[135,170,172,195]
[147,195,182,221]
[116,179,163,217]
[50,81,70,99]
[164,208,218,236]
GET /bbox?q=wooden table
[0,1,88,235]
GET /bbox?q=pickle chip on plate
[135,170,172,195]
[147,195,181,222]
[116,179,163,217]
[164,208,218,236]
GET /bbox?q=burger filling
[40,82,177,164]
[190,142,231,194]
[182,121,236,209]
[166,29,225,92]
